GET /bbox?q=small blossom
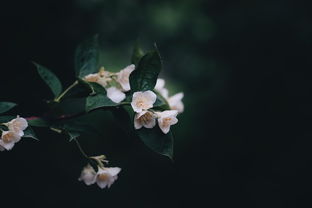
[155,78,169,99]
[0,131,21,150]
[6,116,28,137]
[117,64,135,92]
[84,68,111,88]
[106,87,126,103]
[134,111,156,129]
[131,91,157,113]
[78,164,97,186]
[156,110,179,134]
[168,92,184,113]
[96,167,121,189]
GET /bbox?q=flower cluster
[131,78,184,134]
[0,116,28,151]
[78,156,121,189]
[84,65,135,103]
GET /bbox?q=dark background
[0,0,311,207]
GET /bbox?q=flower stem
[54,80,79,102]
[74,139,89,159]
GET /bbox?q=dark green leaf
[131,42,144,65]
[0,102,17,114]
[86,94,117,112]
[113,105,173,159]
[129,45,162,92]
[27,117,50,127]
[137,127,173,160]
[23,127,39,140]
[75,35,100,78]
[33,62,63,97]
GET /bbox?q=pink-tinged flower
[96,167,121,189]
[156,110,179,134]
[106,87,126,103]
[131,91,157,113]
[117,64,135,92]
[78,164,97,186]
[134,111,156,129]
[6,116,28,137]
[155,78,169,99]
[168,92,184,113]
[0,131,21,150]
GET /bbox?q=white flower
[156,110,179,134]
[96,167,121,189]
[131,91,157,113]
[155,78,169,99]
[134,111,156,129]
[6,116,28,137]
[84,68,112,88]
[0,131,21,150]
[78,164,97,186]
[106,87,126,103]
[117,64,135,92]
[168,92,184,113]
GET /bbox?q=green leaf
[0,102,17,114]
[113,105,173,159]
[27,117,50,127]
[131,41,144,65]
[23,127,39,140]
[75,34,100,78]
[86,94,117,112]
[33,62,63,97]
[137,127,174,160]
[129,45,162,92]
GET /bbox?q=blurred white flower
[131,91,157,113]
[156,110,179,134]
[96,167,121,189]
[6,116,28,137]
[0,131,21,150]
[106,87,126,103]
[117,64,135,92]
[84,68,112,88]
[155,78,169,99]
[168,92,184,113]
[134,111,156,129]
[78,164,96,186]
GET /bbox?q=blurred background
[0,0,312,207]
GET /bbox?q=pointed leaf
[129,45,162,92]
[0,102,17,114]
[33,62,63,97]
[86,94,118,112]
[23,127,39,140]
[75,35,100,78]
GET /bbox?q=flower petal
[106,87,126,103]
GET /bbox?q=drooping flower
[156,110,179,134]
[131,91,157,113]
[6,116,28,137]
[134,111,156,129]
[106,87,126,103]
[84,68,112,88]
[96,167,121,189]
[117,64,135,92]
[168,92,184,113]
[155,78,169,99]
[78,164,97,186]
[0,131,21,150]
